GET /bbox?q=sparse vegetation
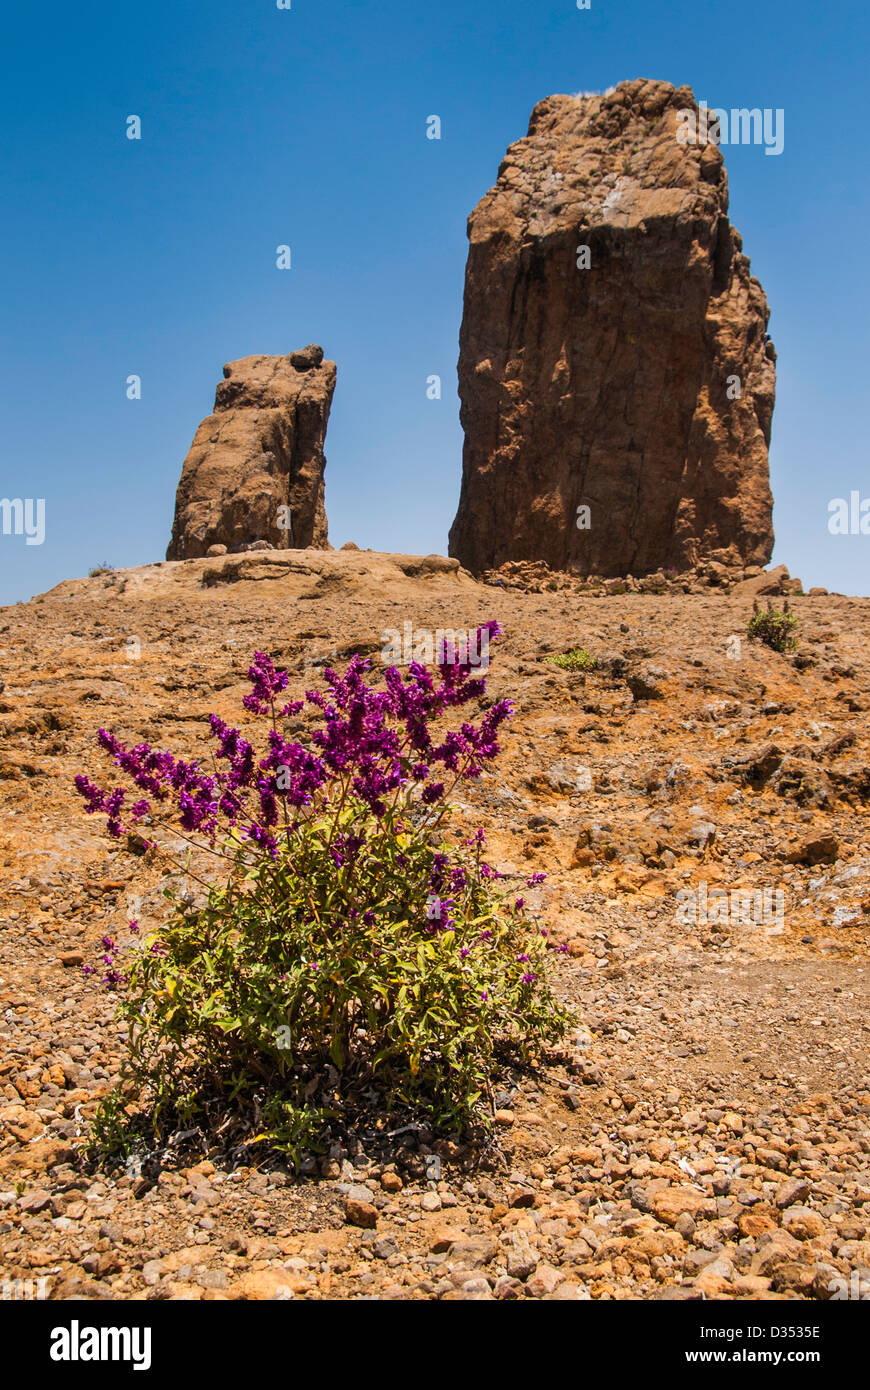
[546,647,598,672]
[747,599,798,653]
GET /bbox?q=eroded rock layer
[449,79,776,577]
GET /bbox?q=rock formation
[448,79,777,578]
[166,346,335,560]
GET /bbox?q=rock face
[449,80,776,577]
[166,346,335,560]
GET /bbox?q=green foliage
[81,639,573,1165]
[97,806,569,1162]
[546,647,598,672]
[88,562,115,578]
[747,599,798,653]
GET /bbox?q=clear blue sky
[1,0,867,604]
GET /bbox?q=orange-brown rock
[449,79,776,578]
[166,346,335,560]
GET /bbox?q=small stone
[493,1109,515,1127]
[783,1207,826,1241]
[373,1237,398,1260]
[775,1179,811,1210]
[17,1189,52,1213]
[0,1106,43,1142]
[344,1199,378,1230]
[785,833,839,866]
[506,1237,539,1281]
[342,1183,375,1204]
[694,1269,733,1298]
[738,1210,778,1239]
[526,1262,564,1297]
[675,1212,696,1239]
[229,1269,296,1301]
[652,1188,717,1228]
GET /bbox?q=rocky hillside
[0,551,868,1300]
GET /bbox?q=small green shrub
[76,630,572,1163]
[88,562,115,578]
[747,599,797,653]
[546,647,598,672]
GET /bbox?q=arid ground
[1,548,868,1300]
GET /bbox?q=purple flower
[243,652,291,714]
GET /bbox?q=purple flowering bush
[76,626,570,1158]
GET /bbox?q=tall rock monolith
[448,80,776,577]
[167,346,335,560]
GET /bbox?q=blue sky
[1,0,867,604]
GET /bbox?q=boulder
[167,347,335,559]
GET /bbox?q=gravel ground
[0,552,868,1300]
